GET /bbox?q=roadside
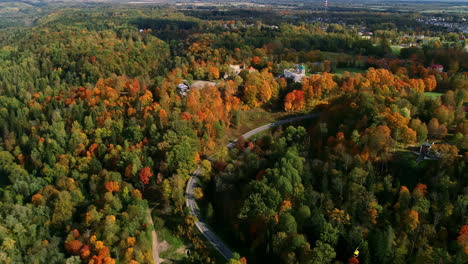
[186,113,320,261]
[147,208,161,264]
[219,108,288,147]
[157,227,188,263]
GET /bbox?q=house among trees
[416,142,440,162]
[224,64,245,78]
[176,83,190,96]
[359,31,373,39]
[429,64,444,73]
[284,64,306,82]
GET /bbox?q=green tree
[278,213,298,233]
[309,240,336,264]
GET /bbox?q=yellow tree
[405,210,419,231]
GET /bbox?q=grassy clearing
[424,92,443,99]
[219,109,288,146]
[158,227,187,261]
[421,9,468,14]
[391,45,402,56]
[321,51,356,61]
[149,212,188,262]
[333,68,366,77]
[321,51,344,58]
[159,228,185,250]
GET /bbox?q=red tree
[348,256,359,264]
[284,90,305,111]
[139,167,153,185]
[457,225,468,254]
[65,239,83,255]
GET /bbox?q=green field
[421,9,468,14]
[158,227,187,261]
[221,109,287,146]
[424,92,443,99]
[391,45,402,56]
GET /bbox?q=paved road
[226,114,320,149]
[185,113,320,260]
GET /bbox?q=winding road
[185,113,319,260]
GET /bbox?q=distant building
[248,66,257,73]
[176,80,217,96]
[429,64,444,73]
[417,142,433,162]
[416,142,443,162]
[284,65,306,82]
[420,142,433,154]
[359,31,373,39]
[229,65,243,75]
[223,64,245,78]
[262,25,279,30]
[176,83,190,96]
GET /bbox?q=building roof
[177,83,189,89]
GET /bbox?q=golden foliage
[127,237,136,247]
[32,193,44,206]
[104,181,120,193]
[406,210,420,231]
[65,239,83,255]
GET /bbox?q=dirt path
[147,208,160,264]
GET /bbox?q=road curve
[185,113,320,260]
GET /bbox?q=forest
[0,2,466,264]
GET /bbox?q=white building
[223,64,245,78]
[284,65,306,82]
[176,83,190,96]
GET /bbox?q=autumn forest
[0,1,466,264]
